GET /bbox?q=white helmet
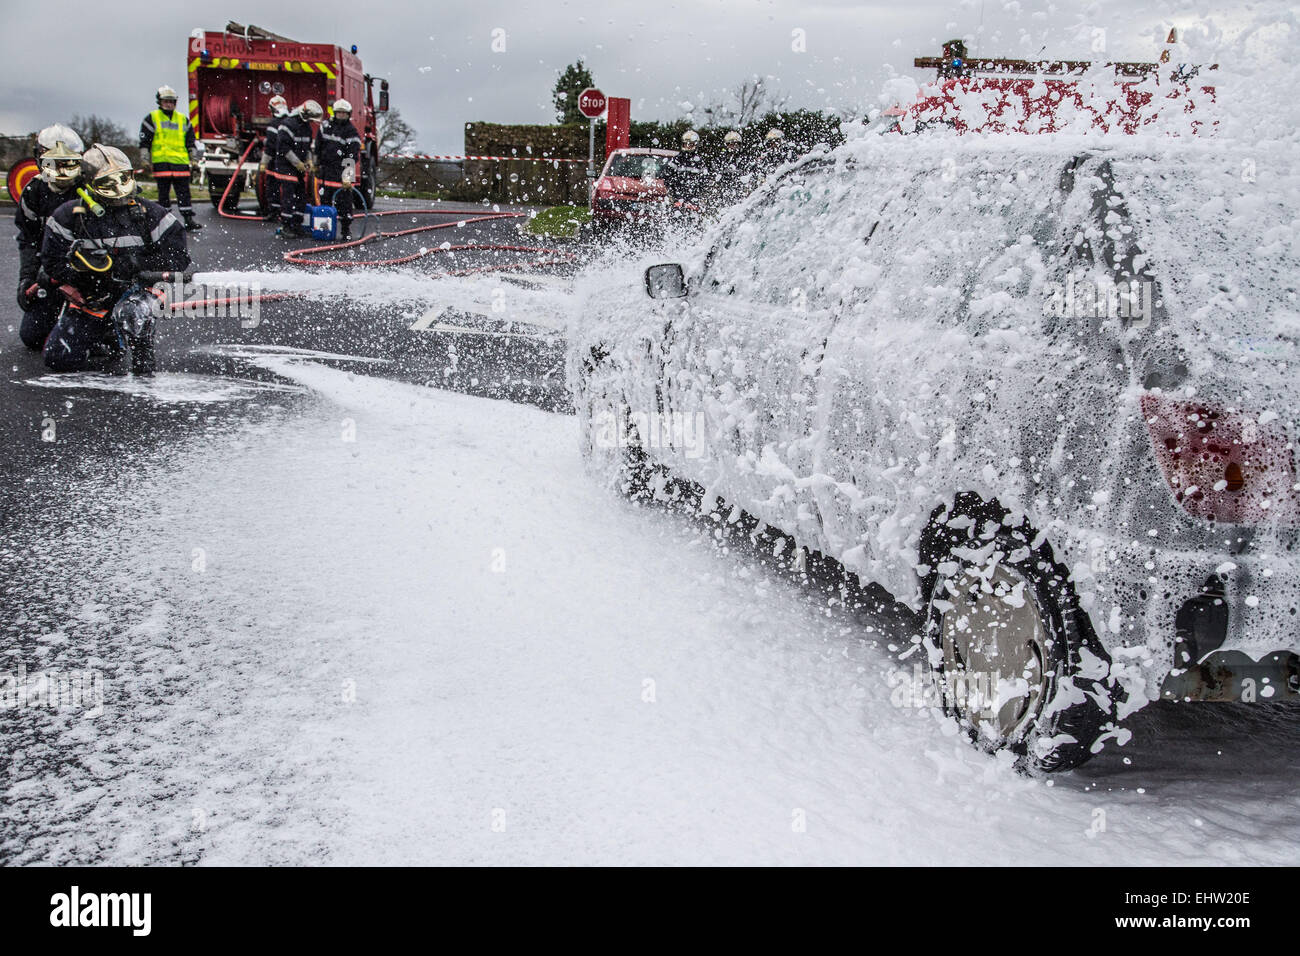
[681,129,699,149]
[331,98,353,118]
[268,94,288,115]
[765,127,785,142]
[82,144,137,205]
[724,130,741,146]
[299,99,324,121]
[36,124,85,191]
[156,85,179,106]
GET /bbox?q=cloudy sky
[0,0,1261,154]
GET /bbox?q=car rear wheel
[922,520,1115,772]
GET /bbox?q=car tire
[920,501,1115,772]
[578,392,655,498]
[575,348,672,501]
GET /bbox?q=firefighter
[663,129,706,208]
[276,99,322,238]
[140,85,203,231]
[716,129,749,205]
[258,94,289,222]
[316,99,362,240]
[40,144,192,374]
[15,125,85,351]
[759,127,795,176]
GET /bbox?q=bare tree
[733,77,787,125]
[68,113,130,148]
[698,76,789,127]
[377,109,418,156]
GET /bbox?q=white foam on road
[196,268,571,334]
[17,371,303,403]
[6,359,1294,865]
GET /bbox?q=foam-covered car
[570,133,1300,771]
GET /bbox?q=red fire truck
[187,21,389,213]
[903,36,1215,135]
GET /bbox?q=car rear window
[607,155,667,179]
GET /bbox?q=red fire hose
[205,94,237,137]
[281,209,578,275]
[215,137,267,220]
[208,138,577,280]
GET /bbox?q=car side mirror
[645,263,687,299]
[378,80,390,112]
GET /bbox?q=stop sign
[578,88,607,119]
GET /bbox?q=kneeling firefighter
[39,145,193,375]
[15,124,85,351]
[316,99,362,240]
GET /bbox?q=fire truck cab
[187,21,389,214]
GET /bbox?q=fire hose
[215,136,268,221]
[281,209,578,275]
[212,136,576,274]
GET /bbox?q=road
[1,198,1297,865]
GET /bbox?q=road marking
[409,307,442,332]
[410,306,559,340]
[421,322,546,340]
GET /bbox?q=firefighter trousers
[279,173,307,232]
[153,163,194,216]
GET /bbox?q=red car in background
[590,148,678,234]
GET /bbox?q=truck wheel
[921,508,1115,772]
[208,174,241,212]
[255,171,272,216]
[360,152,377,209]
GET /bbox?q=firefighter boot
[183,212,204,231]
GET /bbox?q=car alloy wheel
[936,561,1050,746]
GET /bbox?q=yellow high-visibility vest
[148,109,190,165]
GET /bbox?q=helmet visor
[92,169,136,201]
[41,157,82,187]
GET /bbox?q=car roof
[609,148,679,158]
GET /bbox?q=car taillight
[1141,393,1300,526]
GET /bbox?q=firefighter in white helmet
[316,99,363,239]
[663,128,706,209]
[15,125,85,350]
[760,126,794,175]
[717,129,750,205]
[139,85,203,230]
[39,144,192,374]
[258,94,291,222]
[275,99,322,237]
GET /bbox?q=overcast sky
[0,0,1255,154]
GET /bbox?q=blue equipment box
[305,205,337,241]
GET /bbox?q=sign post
[605,97,631,160]
[578,87,607,180]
